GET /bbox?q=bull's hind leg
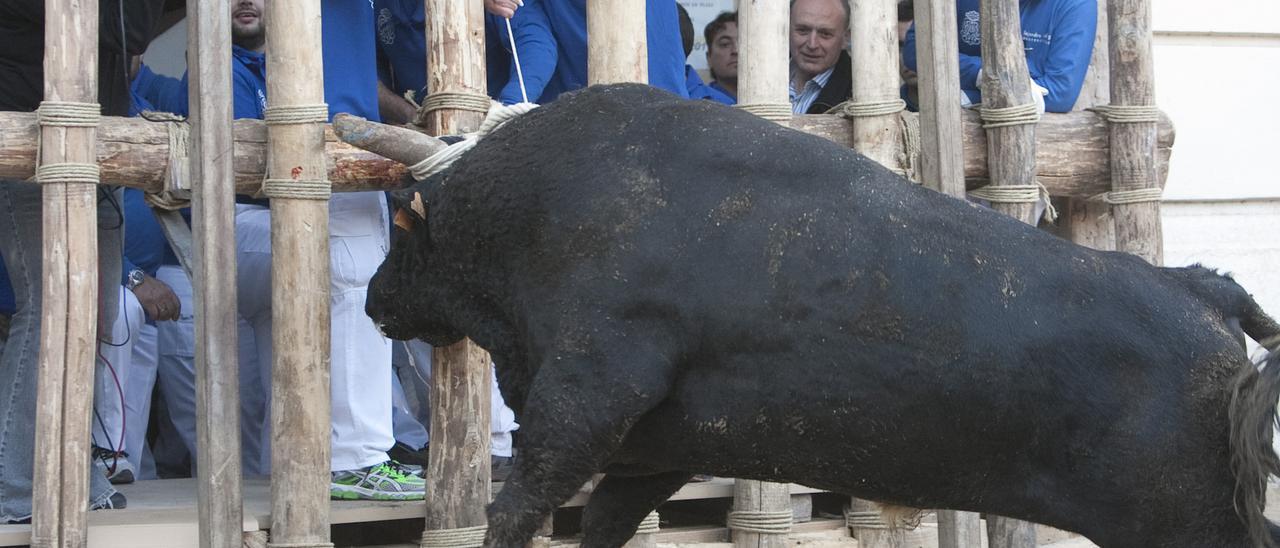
[483,346,679,548]
[579,471,693,548]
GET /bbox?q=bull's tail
[1229,348,1280,548]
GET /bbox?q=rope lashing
[140,110,191,209]
[409,102,539,181]
[844,509,925,531]
[636,511,661,534]
[420,524,487,548]
[422,91,493,116]
[1103,186,1163,205]
[969,182,1059,222]
[37,101,101,127]
[35,163,100,185]
[264,104,329,125]
[737,103,793,123]
[896,110,922,181]
[262,178,332,200]
[979,103,1040,129]
[1090,104,1160,124]
[726,510,793,534]
[832,98,906,118]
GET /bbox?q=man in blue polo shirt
[902,0,1096,113]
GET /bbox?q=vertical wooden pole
[1061,0,1113,252]
[846,2,908,545]
[264,1,332,547]
[730,480,791,548]
[914,0,965,196]
[917,1,980,543]
[32,0,99,546]
[979,2,1040,545]
[1106,0,1161,264]
[188,1,244,546]
[848,0,903,167]
[421,0,492,545]
[587,0,647,85]
[731,2,792,543]
[736,0,792,123]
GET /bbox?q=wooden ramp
[0,477,828,547]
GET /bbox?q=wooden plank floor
[0,477,824,547]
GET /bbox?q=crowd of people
[0,0,1098,519]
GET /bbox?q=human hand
[484,0,522,19]
[130,275,181,322]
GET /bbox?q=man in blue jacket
[902,0,1096,113]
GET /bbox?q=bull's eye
[394,208,415,231]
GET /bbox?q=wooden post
[736,0,792,123]
[587,0,647,85]
[1059,0,1113,251]
[31,0,100,546]
[916,0,980,544]
[848,0,903,167]
[187,1,244,546]
[264,1,333,547]
[978,1,1041,545]
[914,0,965,196]
[1106,0,1162,264]
[421,1,492,546]
[731,480,791,548]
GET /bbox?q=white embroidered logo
[378,8,395,46]
[961,11,981,46]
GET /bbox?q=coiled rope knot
[726,510,793,534]
[968,182,1058,222]
[844,508,924,531]
[737,103,793,123]
[832,98,906,119]
[420,524,487,548]
[979,103,1040,129]
[1103,186,1163,205]
[409,101,539,181]
[636,511,661,534]
[1090,104,1160,124]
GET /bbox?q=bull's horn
[332,113,449,167]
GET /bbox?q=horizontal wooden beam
[0,109,1174,199]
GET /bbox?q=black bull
[365,84,1280,547]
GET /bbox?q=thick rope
[262,178,331,200]
[140,110,191,209]
[636,511,661,534]
[409,102,539,181]
[1104,186,1163,205]
[896,110,922,181]
[263,104,329,125]
[422,91,493,116]
[737,103,793,123]
[420,524,487,548]
[266,543,335,548]
[832,98,907,119]
[36,163,100,185]
[37,101,101,127]
[979,102,1040,129]
[726,510,793,534]
[844,509,924,531]
[969,182,1059,222]
[1091,104,1160,124]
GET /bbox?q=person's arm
[495,0,557,104]
[902,22,918,72]
[135,64,184,112]
[902,19,982,92]
[1031,1,1097,112]
[378,80,419,126]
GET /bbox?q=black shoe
[388,441,430,467]
[490,455,515,482]
[91,491,127,511]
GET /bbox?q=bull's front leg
[483,339,679,548]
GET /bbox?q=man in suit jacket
[789,0,852,114]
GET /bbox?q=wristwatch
[126,268,146,290]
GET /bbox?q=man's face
[706,22,738,83]
[231,0,265,51]
[790,0,847,81]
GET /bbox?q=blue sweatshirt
[323,0,381,122]
[130,64,184,115]
[172,45,268,120]
[0,256,14,316]
[903,0,1096,113]
[685,65,735,105]
[485,0,559,105]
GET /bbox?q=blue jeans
[0,180,121,522]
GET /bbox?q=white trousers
[93,287,144,457]
[237,193,395,472]
[395,339,519,457]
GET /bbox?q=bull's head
[366,180,467,346]
[332,113,468,346]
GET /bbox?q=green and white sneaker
[330,461,426,501]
